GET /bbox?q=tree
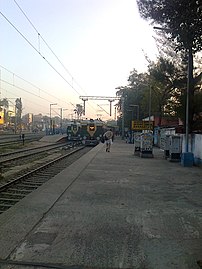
[15,98,22,131]
[136,0,202,132]
[0,98,9,110]
[116,85,132,130]
[116,69,151,130]
[74,104,83,119]
[153,32,202,131]
[137,0,202,53]
[148,57,182,125]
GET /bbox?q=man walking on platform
[103,129,114,152]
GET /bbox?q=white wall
[193,134,202,165]
[182,134,202,166]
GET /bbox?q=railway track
[0,134,44,149]
[0,141,77,164]
[0,145,92,214]
[0,138,41,149]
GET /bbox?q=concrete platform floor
[39,134,68,143]
[0,138,201,269]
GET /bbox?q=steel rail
[0,146,85,192]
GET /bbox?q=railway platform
[40,134,68,143]
[0,137,201,269]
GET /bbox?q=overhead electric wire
[0,65,96,116]
[0,5,107,117]
[0,81,77,117]
[0,65,78,111]
[0,12,40,57]
[1,79,57,104]
[13,0,99,113]
[0,65,60,103]
[0,10,97,115]
[13,0,38,33]
[13,0,88,96]
[0,88,53,113]
[0,11,81,97]
[97,104,110,116]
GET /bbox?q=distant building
[22,113,33,131]
[143,116,182,128]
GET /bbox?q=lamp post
[74,109,77,120]
[148,85,152,130]
[108,99,115,116]
[114,105,117,121]
[185,48,192,153]
[121,97,125,139]
[139,83,152,128]
[127,109,134,130]
[81,97,88,115]
[50,103,57,134]
[59,108,68,133]
[180,47,194,166]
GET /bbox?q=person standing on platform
[103,129,114,152]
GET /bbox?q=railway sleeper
[0,203,13,208]
[1,191,26,196]
[32,174,51,178]
[14,184,38,189]
[0,197,19,203]
[23,179,43,183]
[42,170,60,174]
[20,181,42,187]
[53,165,67,169]
[37,171,56,175]
[9,188,32,193]
[0,210,6,214]
[28,178,48,182]
[0,192,26,198]
[28,178,49,183]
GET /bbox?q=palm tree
[0,98,9,110]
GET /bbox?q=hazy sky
[0,0,158,120]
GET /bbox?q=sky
[0,0,158,120]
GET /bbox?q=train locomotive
[66,119,104,146]
[66,121,82,142]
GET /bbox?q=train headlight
[89,126,95,131]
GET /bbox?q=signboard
[132,120,154,131]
